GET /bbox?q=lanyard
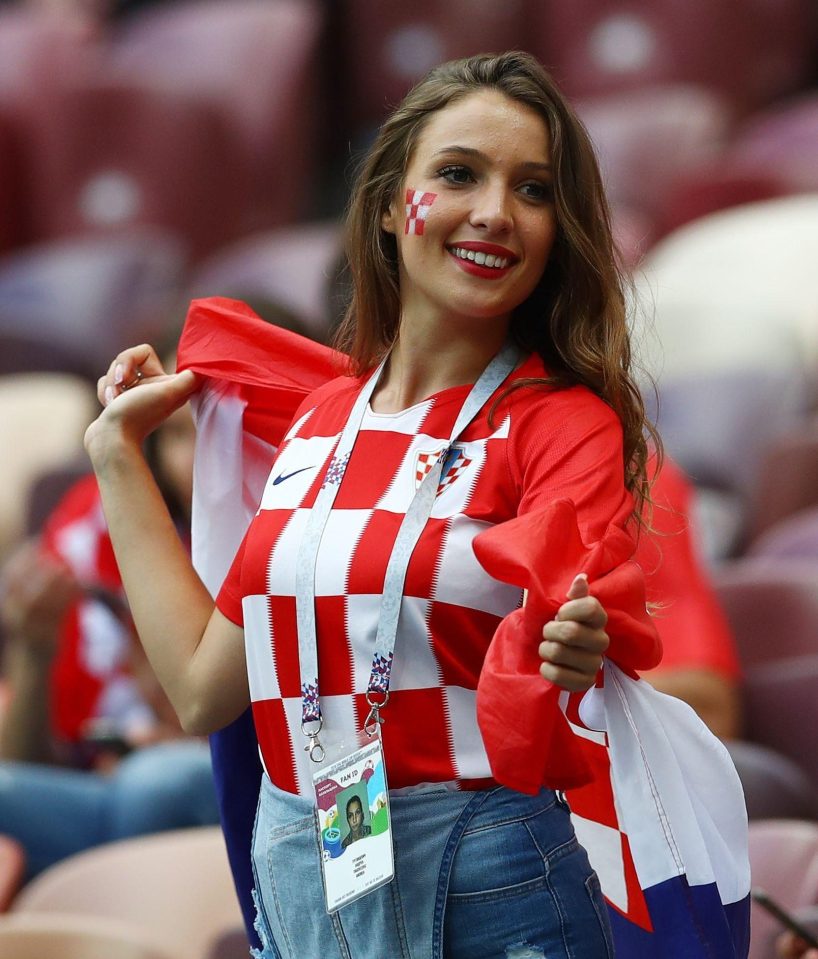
[295,342,521,760]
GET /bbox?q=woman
[86,52,655,958]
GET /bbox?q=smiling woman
[84,51,663,959]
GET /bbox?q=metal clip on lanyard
[295,342,521,762]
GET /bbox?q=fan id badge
[313,736,394,913]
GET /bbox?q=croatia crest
[415,446,472,493]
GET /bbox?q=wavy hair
[333,51,660,519]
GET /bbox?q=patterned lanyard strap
[295,342,521,761]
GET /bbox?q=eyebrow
[432,145,551,172]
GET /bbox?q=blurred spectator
[639,456,743,740]
[0,401,221,878]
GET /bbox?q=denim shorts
[250,774,613,959]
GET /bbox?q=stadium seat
[656,163,787,239]
[187,221,344,342]
[748,820,818,959]
[729,94,818,195]
[12,826,244,959]
[748,426,818,544]
[19,77,246,258]
[714,561,818,669]
[526,0,814,110]
[108,0,324,231]
[0,7,92,111]
[0,914,175,959]
[726,741,818,822]
[0,230,186,379]
[0,372,96,557]
[335,0,528,137]
[749,507,818,564]
[714,562,818,787]
[575,85,731,218]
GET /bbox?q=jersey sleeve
[508,385,634,539]
[215,531,249,626]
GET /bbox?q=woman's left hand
[539,574,608,692]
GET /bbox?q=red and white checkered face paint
[404,189,437,235]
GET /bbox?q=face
[347,799,363,831]
[381,89,557,334]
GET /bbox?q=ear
[381,198,399,235]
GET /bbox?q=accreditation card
[313,736,394,913]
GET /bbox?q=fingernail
[114,364,124,385]
[104,386,115,405]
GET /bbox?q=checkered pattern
[414,445,473,493]
[218,356,631,798]
[404,188,436,235]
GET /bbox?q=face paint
[404,188,437,235]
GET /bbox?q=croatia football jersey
[217,353,633,798]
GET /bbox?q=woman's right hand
[85,345,199,463]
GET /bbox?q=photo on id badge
[314,739,393,912]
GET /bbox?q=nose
[469,180,512,233]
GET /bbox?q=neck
[371,319,510,414]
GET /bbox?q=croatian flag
[178,297,751,958]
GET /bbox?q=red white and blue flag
[178,297,750,958]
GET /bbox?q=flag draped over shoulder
[474,504,751,958]
[177,297,750,958]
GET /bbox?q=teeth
[450,247,510,270]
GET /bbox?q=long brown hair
[334,51,660,518]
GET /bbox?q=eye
[436,165,474,185]
[519,180,554,202]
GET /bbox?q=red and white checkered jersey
[217,353,634,797]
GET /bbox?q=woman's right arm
[85,345,249,735]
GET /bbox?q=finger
[539,637,603,671]
[566,572,589,601]
[555,595,607,630]
[100,345,165,406]
[539,659,601,692]
[543,619,609,654]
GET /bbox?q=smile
[449,246,511,269]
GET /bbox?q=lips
[447,241,518,279]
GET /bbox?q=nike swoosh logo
[272,465,314,486]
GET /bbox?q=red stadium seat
[18,77,247,258]
[107,0,324,232]
[526,0,815,111]
[749,507,818,564]
[728,94,818,195]
[335,0,528,137]
[575,85,731,218]
[714,561,818,670]
[188,222,344,342]
[0,8,93,112]
[656,162,788,239]
[749,425,818,543]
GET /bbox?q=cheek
[403,188,437,236]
